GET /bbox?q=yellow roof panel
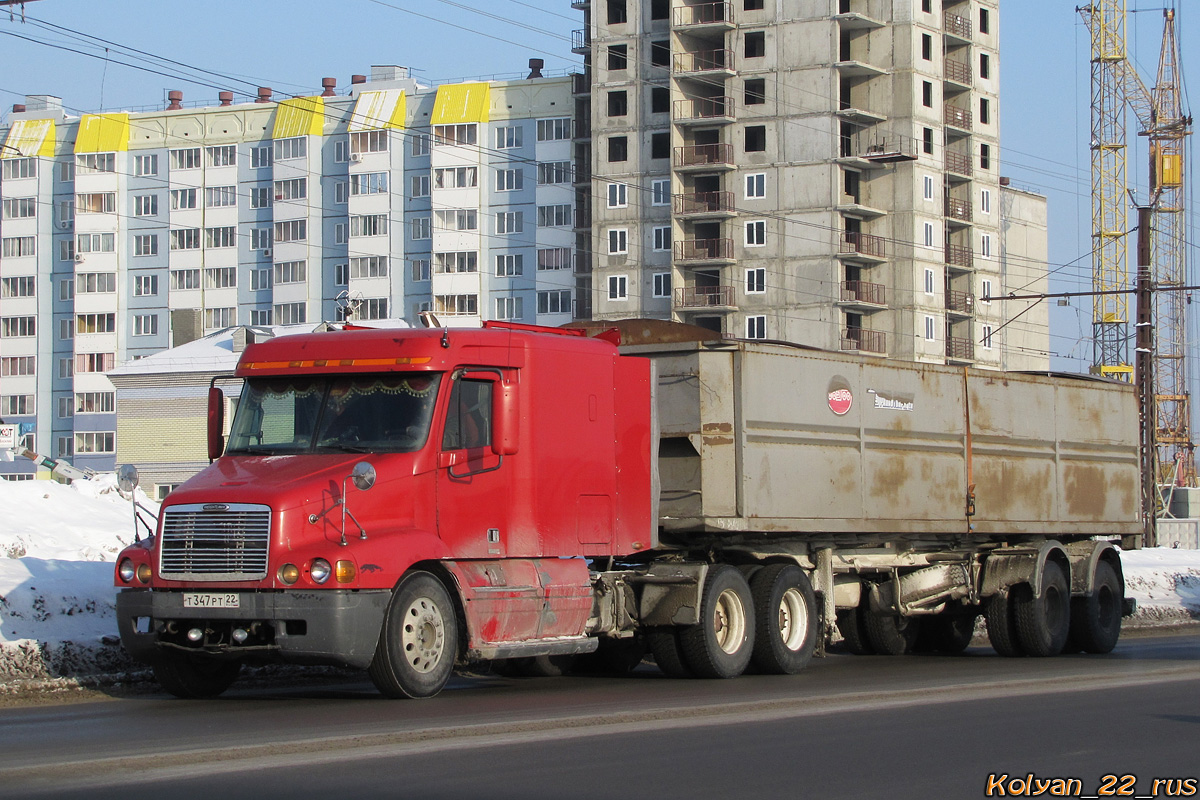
[273,96,325,139]
[348,90,406,131]
[431,83,490,125]
[2,119,56,158]
[74,113,130,153]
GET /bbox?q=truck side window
[442,379,491,451]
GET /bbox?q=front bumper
[116,588,391,669]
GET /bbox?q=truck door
[435,371,511,558]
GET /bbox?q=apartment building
[577,0,1048,367]
[0,66,577,479]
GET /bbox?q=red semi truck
[114,321,1140,698]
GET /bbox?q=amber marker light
[136,563,152,584]
[336,561,357,583]
[278,564,300,585]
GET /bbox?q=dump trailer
[113,321,1140,698]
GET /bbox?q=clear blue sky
[1,0,1194,373]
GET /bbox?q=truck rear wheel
[985,590,1024,657]
[837,606,875,655]
[863,611,920,655]
[1014,560,1070,657]
[678,564,755,678]
[749,564,817,674]
[646,629,692,678]
[917,609,978,654]
[369,571,458,699]
[152,654,241,699]
[1069,560,1123,654]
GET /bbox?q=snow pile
[0,474,1197,689]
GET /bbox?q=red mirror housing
[491,377,519,456]
[207,386,225,461]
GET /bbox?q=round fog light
[136,563,152,584]
[310,558,332,584]
[118,559,136,583]
[232,628,249,644]
[187,627,204,642]
[278,563,300,585]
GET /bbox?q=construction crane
[1079,4,1195,500]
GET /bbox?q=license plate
[183,592,240,609]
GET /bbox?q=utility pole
[1134,206,1156,547]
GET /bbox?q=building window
[76,192,117,214]
[76,313,116,334]
[59,318,74,340]
[273,219,307,242]
[980,98,991,125]
[650,40,670,67]
[134,234,158,256]
[273,260,307,284]
[924,175,934,200]
[495,254,524,276]
[1,356,35,376]
[650,179,671,205]
[411,174,431,197]
[1,158,36,179]
[76,273,116,294]
[204,266,237,288]
[205,226,237,249]
[249,187,271,209]
[170,269,200,290]
[273,178,307,202]
[744,78,766,105]
[981,233,993,259]
[434,166,477,189]
[1,316,36,338]
[923,222,935,248]
[59,278,74,300]
[169,147,201,170]
[168,229,200,251]
[745,173,765,199]
[411,217,432,240]
[496,211,523,234]
[923,127,934,155]
[495,296,524,321]
[1,236,36,258]
[608,90,628,117]
[76,233,115,254]
[434,294,479,316]
[350,172,388,195]
[924,268,935,295]
[251,268,273,290]
[433,124,477,147]
[57,437,73,457]
[75,432,115,454]
[745,125,767,152]
[274,302,307,325]
[608,274,628,300]
[653,273,672,298]
[434,251,478,274]
[922,33,932,60]
[250,228,272,250]
[251,146,272,168]
[745,31,765,58]
[921,0,931,11]
[433,209,475,232]
[925,316,936,341]
[1,277,35,298]
[76,152,116,174]
[411,259,431,281]
[538,161,572,185]
[981,278,993,304]
[653,226,671,251]
[651,0,668,18]
[601,42,628,71]
[980,143,991,170]
[746,268,766,294]
[608,136,628,162]
[537,204,572,227]
[608,228,629,254]
[538,247,572,270]
[746,316,766,340]
[59,357,73,378]
[607,182,628,208]
[274,137,307,160]
[404,133,427,156]
[980,53,991,80]
[537,290,571,315]
[651,87,670,114]
[979,7,990,34]
[982,324,994,349]
[496,126,523,149]
[495,169,522,191]
[204,307,237,329]
[134,194,158,216]
[170,188,197,210]
[133,154,157,176]
[334,223,347,244]
[651,132,670,159]
[134,275,158,296]
[607,0,627,24]
[922,80,933,108]
[75,391,115,413]
[745,220,766,246]
[537,118,572,141]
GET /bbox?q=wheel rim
[778,587,809,651]
[713,588,747,655]
[401,595,446,673]
[1096,583,1117,628]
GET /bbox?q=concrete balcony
[676,284,736,309]
[944,58,972,89]
[673,2,734,31]
[675,237,735,263]
[841,327,886,354]
[674,96,735,125]
[945,288,975,316]
[945,242,974,270]
[834,60,889,78]
[571,29,590,55]
[673,49,735,78]
[945,196,972,224]
[945,150,973,178]
[944,105,973,131]
[675,142,735,171]
[838,231,887,262]
[839,280,887,310]
[674,190,736,218]
[946,335,974,362]
[944,11,972,42]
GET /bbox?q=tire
[837,605,875,655]
[646,628,692,678]
[1014,560,1071,657]
[369,571,459,699]
[918,610,978,654]
[985,589,1024,657]
[678,564,755,678]
[749,564,817,674]
[863,610,921,655]
[521,655,574,677]
[1069,560,1123,654]
[152,654,241,699]
[582,637,646,675]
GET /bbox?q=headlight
[136,563,152,584]
[310,558,332,584]
[118,559,136,583]
[278,563,300,585]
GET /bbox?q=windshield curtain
[225,373,442,455]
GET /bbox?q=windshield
[225,373,442,455]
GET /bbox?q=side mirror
[491,378,519,456]
[207,386,225,461]
[117,463,140,493]
[350,461,376,491]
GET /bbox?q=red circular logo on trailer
[828,388,853,416]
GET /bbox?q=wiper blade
[315,443,373,454]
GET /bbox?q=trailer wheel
[152,654,241,699]
[917,608,978,654]
[577,637,647,675]
[1014,560,1070,657]
[368,571,458,699]
[837,606,875,655]
[1069,560,1123,654]
[985,590,1024,657]
[863,611,920,655]
[646,629,692,678]
[678,564,755,678]
[749,564,817,674]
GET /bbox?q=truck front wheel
[1069,560,1122,654]
[750,564,817,674]
[369,571,459,699]
[152,654,241,699]
[678,564,755,678]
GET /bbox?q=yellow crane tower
[1079,4,1194,493]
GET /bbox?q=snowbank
[0,475,1197,689]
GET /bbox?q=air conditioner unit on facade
[350,153,364,163]
[262,249,271,258]
[59,220,71,230]
[74,253,85,263]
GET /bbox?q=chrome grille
[159,503,271,581]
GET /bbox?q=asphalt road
[1,631,1197,799]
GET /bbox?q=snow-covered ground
[0,476,1198,689]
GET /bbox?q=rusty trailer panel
[631,340,1141,540]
